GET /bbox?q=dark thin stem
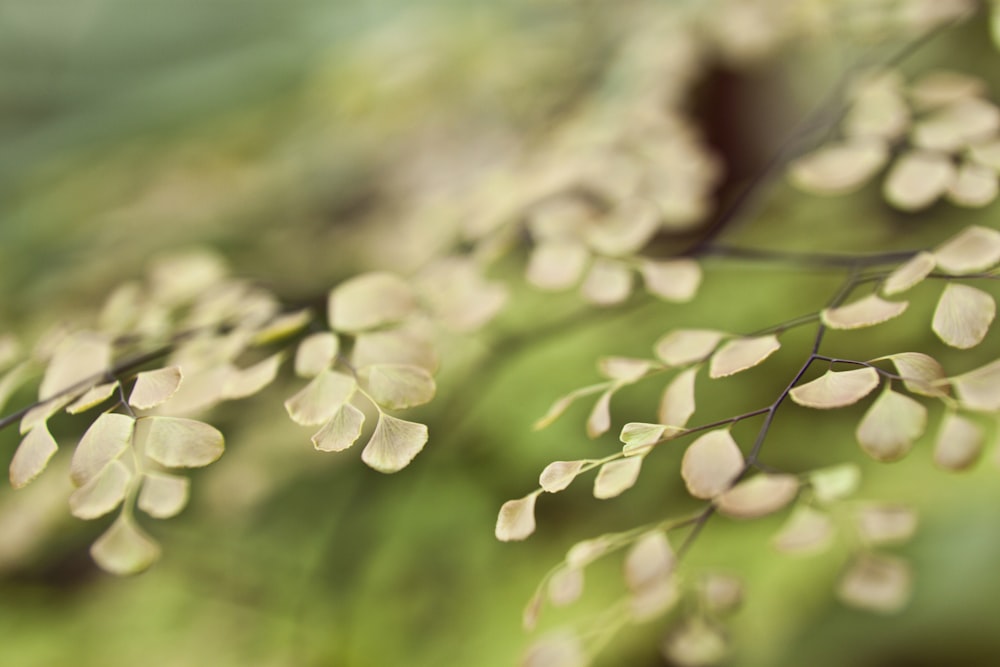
[699,246,919,268]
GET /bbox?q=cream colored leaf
[580,257,633,306]
[809,463,861,504]
[593,457,642,499]
[69,459,131,519]
[700,573,743,614]
[658,367,697,427]
[66,381,119,414]
[788,139,888,194]
[137,472,190,519]
[662,618,729,667]
[585,199,660,256]
[821,294,908,330]
[360,413,428,473]
[221,353,283,400]
[311,403,365,453]
[586,388,614,439]
[39,331,112,400]
[20,394,75,435]
[837,554,911,613]
[934,412,983,471]
[415,257,508,332]
[327,272,416,332]
[359,363,436,410]
[598,357,652,382]
[910,70,985,109]
[789,368,880,409]
[855,387,927,462]
[883,150,955,211]
[522,588,543,631]
[655,329,724,366]
[352,328,439,372]
[128,367,183,410]
[533,384,605,431]
[969,140,1000,170]
[952,359,1000,411]
[716,474,799,519]
[547,565,584,607]
[522,630,586,667]
[773,506,834,554]
[294,332,339,378]
[639,259,702,303]
[284,370,357,426]
[709,335,780,379]
[252,309,312,346]
[844,86,909,139]
[566,537,612,569]
[0,361,31,414]
[10,423,58,489]
[495,492,538,542]
[932,283,995,349]
[880,352,948,397]
[134,416,224,468]
[91,515,161,576]
[857,504,918,544]
[946,162,998,207]
[631,577,681,622]
[681,430,744,500]
[882,252,936,296]
[526,240,589,291]
[70,413,135,487]
[624,531,675,592]
[912,97,1000,151]
[933,225,1000,274]
[149,250,227,306]
[539,460,587,493]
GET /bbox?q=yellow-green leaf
[709,335,781,379]
[855,387,927,462]
[311,403,366,453]
[90,515,161,576]
[360,413,428,473]
[932,283,995,349]
[681,430,744,499]
[66,381,119,415]
[821,294,908,330]
[809,463,861,504]
[134,416,224,468]
[789,368,880,409]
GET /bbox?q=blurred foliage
[2,1,1000,666]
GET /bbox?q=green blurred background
[2,1,1000,666]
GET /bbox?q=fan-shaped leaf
[658,368,697,428]
[284,370,357,426]
[809,463,861,504]
[415,257,508,332]
[294,332,339,378]
[359,364,436,410]
[598,357,652,382]
[222,353,283,400]
[933,225,1000,274]
[709,335,781,379]
[495,492,539,542]
[681,430,744,499]
[855,387,927,462]
[624,531,675,592]
[547,565,584,607]
[934,412,983,471]
[39,331,112,401]
[71,413,135,487]
[129,367,183,410]
[327,272,416,332]
[361,413,428,473]
[844,86,909,139]
[837,554,911,613]
[932,283,995,349]
[655,329,724,367]
[857,504,918,544]
[312,403,366,452]
[789,368,880,409]
[910,70,985,109]
[639,259,702,303]
[66,381,119,414]
[631,577,681,622]
[134,416,224,468]
[522,630,586,667]
[91,515,161,576]
[882,252,935,296]
[912,97,1000,151]
[773,506,834,554]
[352,328,439,372]
[946,162,998,207]
[593,457,643,499]
[586,389,614,438]
[662,618,729,667]
[883,149,955,211]
[620,423,683,457]
[566,537,612,569]
[951,359,1000,411]
[879,352,948,397]
[20,395,75,435]
[821,294,908,330]
[526,240,589,291]
[69,459,131,519]
[539,460,587,493]
[533,384,606,431]
[137,472,190,519]
[581,257,633,306]
[9,423,58,489]
[788,139,888,194]
[716,474,799,519]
